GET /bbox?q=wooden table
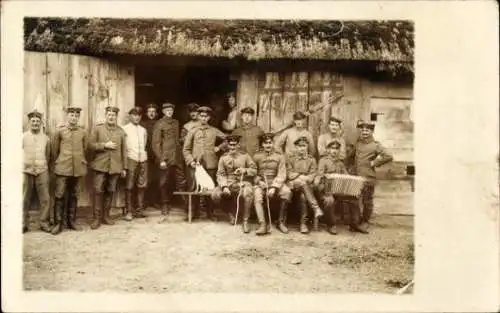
[173,191,213,223]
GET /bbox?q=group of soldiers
[23,93,393,236]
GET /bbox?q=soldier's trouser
[54,175,82,226]
[144,157,159,207]
[23,172,50,229]
[126,159,147,212]
[212,182,254,220]
[159,164,186,205]
[254,185,292,223]
[93,171,120,221]
[361,180,376,223]
[288,179,322,213]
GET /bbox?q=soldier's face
[328,147,339,158]
[29,117,42,131]
[241,113,253,124]
[359,126,373,139]
[262,140,273,152]
[130,113,141,124]
[294,119,306,129]
[228,94,236,108]
[328,121,340,134]
[228,141,239,152]
[199,113,210,124]
[106,111,118,124]
[296,144,308,154]
[147,108,157,120]
[189,111,199,121]
[67,112,79,125]
[163,108,174,118]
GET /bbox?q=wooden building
[24,18,414,208]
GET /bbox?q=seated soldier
[253,133,292,235]
[285,136,323,234]
[211,135,257,233]
[314,140,368,235]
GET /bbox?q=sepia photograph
[21,17,415,294]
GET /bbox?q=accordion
[324,174,367,197]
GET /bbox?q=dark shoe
[300,223,309,234]
[350,225,369,234]
[40,223,52,233]
[91,193,103,230]
[242,220,250,234]
[67,204,82,231]
[23,226,28,233]
[124,212,133,221]
[161,204,171,216]
[278,222,289,234]
[228,213,236,225]
[328,225,338,235]
[133,210,147,218]
[255,223,267,236]
[51,223,62,235]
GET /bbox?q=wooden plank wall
[24,52,135,208]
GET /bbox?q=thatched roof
[24,18,413,74]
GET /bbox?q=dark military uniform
[89,111,128,229]
[212,138,257,232]
[152,112,186,214]
[354,121,393,224]
[232,123,264,158]
[140,114,159,208]
[285,137,323,234]
[51,117,88,234]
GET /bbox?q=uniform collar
[295,153,308,160]
[66,124,79,130]
[241,123,253,129]
[358,136,374,144]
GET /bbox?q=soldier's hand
[234,168,244,175]
[160,161,167,170]
[104,141,117,150]
[222,187,231,195]
[267,187,276,198]
[121,170,127,178]
[214,146,220,153]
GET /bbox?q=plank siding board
[256,72,274,132]
[23,52,48,131]
[46,53,70,136]
[236,72,259,126]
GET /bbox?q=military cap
[162,102,175,109]
[326,140,341,149]
[329,116,342,124]
[293,111,307,120]
[66,106,82,114]
[146,103,158,110]
[294,136,309,146]
[128,106,143,115]
[356,120,375,130]
[259,132,275,144]
[197,106,213,114]
[226,134,241,144]
[27,109,43,119]
[240,107,255,115]
[187,102,200,112]
[105,106,120,113]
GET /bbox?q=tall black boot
[90,193,103,229]
[124,190,133,221]
[67,196,82,231]
[102,193,115,225]
[51,198,64,235]
[277,200,289,233]
[299,197,309,234]
[135,188,147,218]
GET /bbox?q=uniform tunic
[216,151,257,188]
[275,127,316,156]
[232,123,264,157]
[23,131,50,176]
[286,153,317,185]
[317,132,346,160]
[89,123,128,174]
[183,124,226,170]
[253,150,291,201]
[354,136,393,181]
[152,117,182,166]
[140,118,157,160]
[180,120,201,144]
[53,124,88,177]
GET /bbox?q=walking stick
[233,171,245,227]
[264,176,272,233]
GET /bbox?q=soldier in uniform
[152,102,186,216]
[317,116,346,159]
[180,102,201,193]
[253,133,292,235]
[285,136,323,234]
[183,106,227,220]
[51,106,88,234]
[354,120,393,226]
[89,106,128,229]
[232,107,264,157]
[275,111,316,157]
[221,92,238,132]
[123,107,148,220]
[212,135,257,233]
[314,140,368,235]
[141,103,160,209]
[22,109,51,233]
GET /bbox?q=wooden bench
[173,191,213,223]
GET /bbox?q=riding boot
[61,197,69,229]
[299,199,309,234]
[277,200,289,233]
[124,190,133,221]
[302,184,323,218]
[327,200,338,234]
[51,198,64,235]
[90,193,103,229]
[242,199,251,233]
[349,199,369,234]
[160,187,170,215]
[102,193,115,225]
[67,196,82,231]
[135,188,147,218]
[254,201,267,235]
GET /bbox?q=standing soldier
[89,106,128,229]
[212,135,257,233]
[253,133,291,235]
[317,116,346,160]
[51,106,88,235]
[354,120,393,226]
[141,103,160,209]
[221,92,239,132]
[180,102,201,193]
[314,140,368,234]
[152,102,186,216]
[123,107,148,220]
[232,107,264,157]
[22,109,51,233]
[274,111,316,157]
[183,106,227,220]
[285,136,323,234]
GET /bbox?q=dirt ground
[23,180,414,293]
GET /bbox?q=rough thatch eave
[24,17,414,76]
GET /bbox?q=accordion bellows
[325,174,366,197]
